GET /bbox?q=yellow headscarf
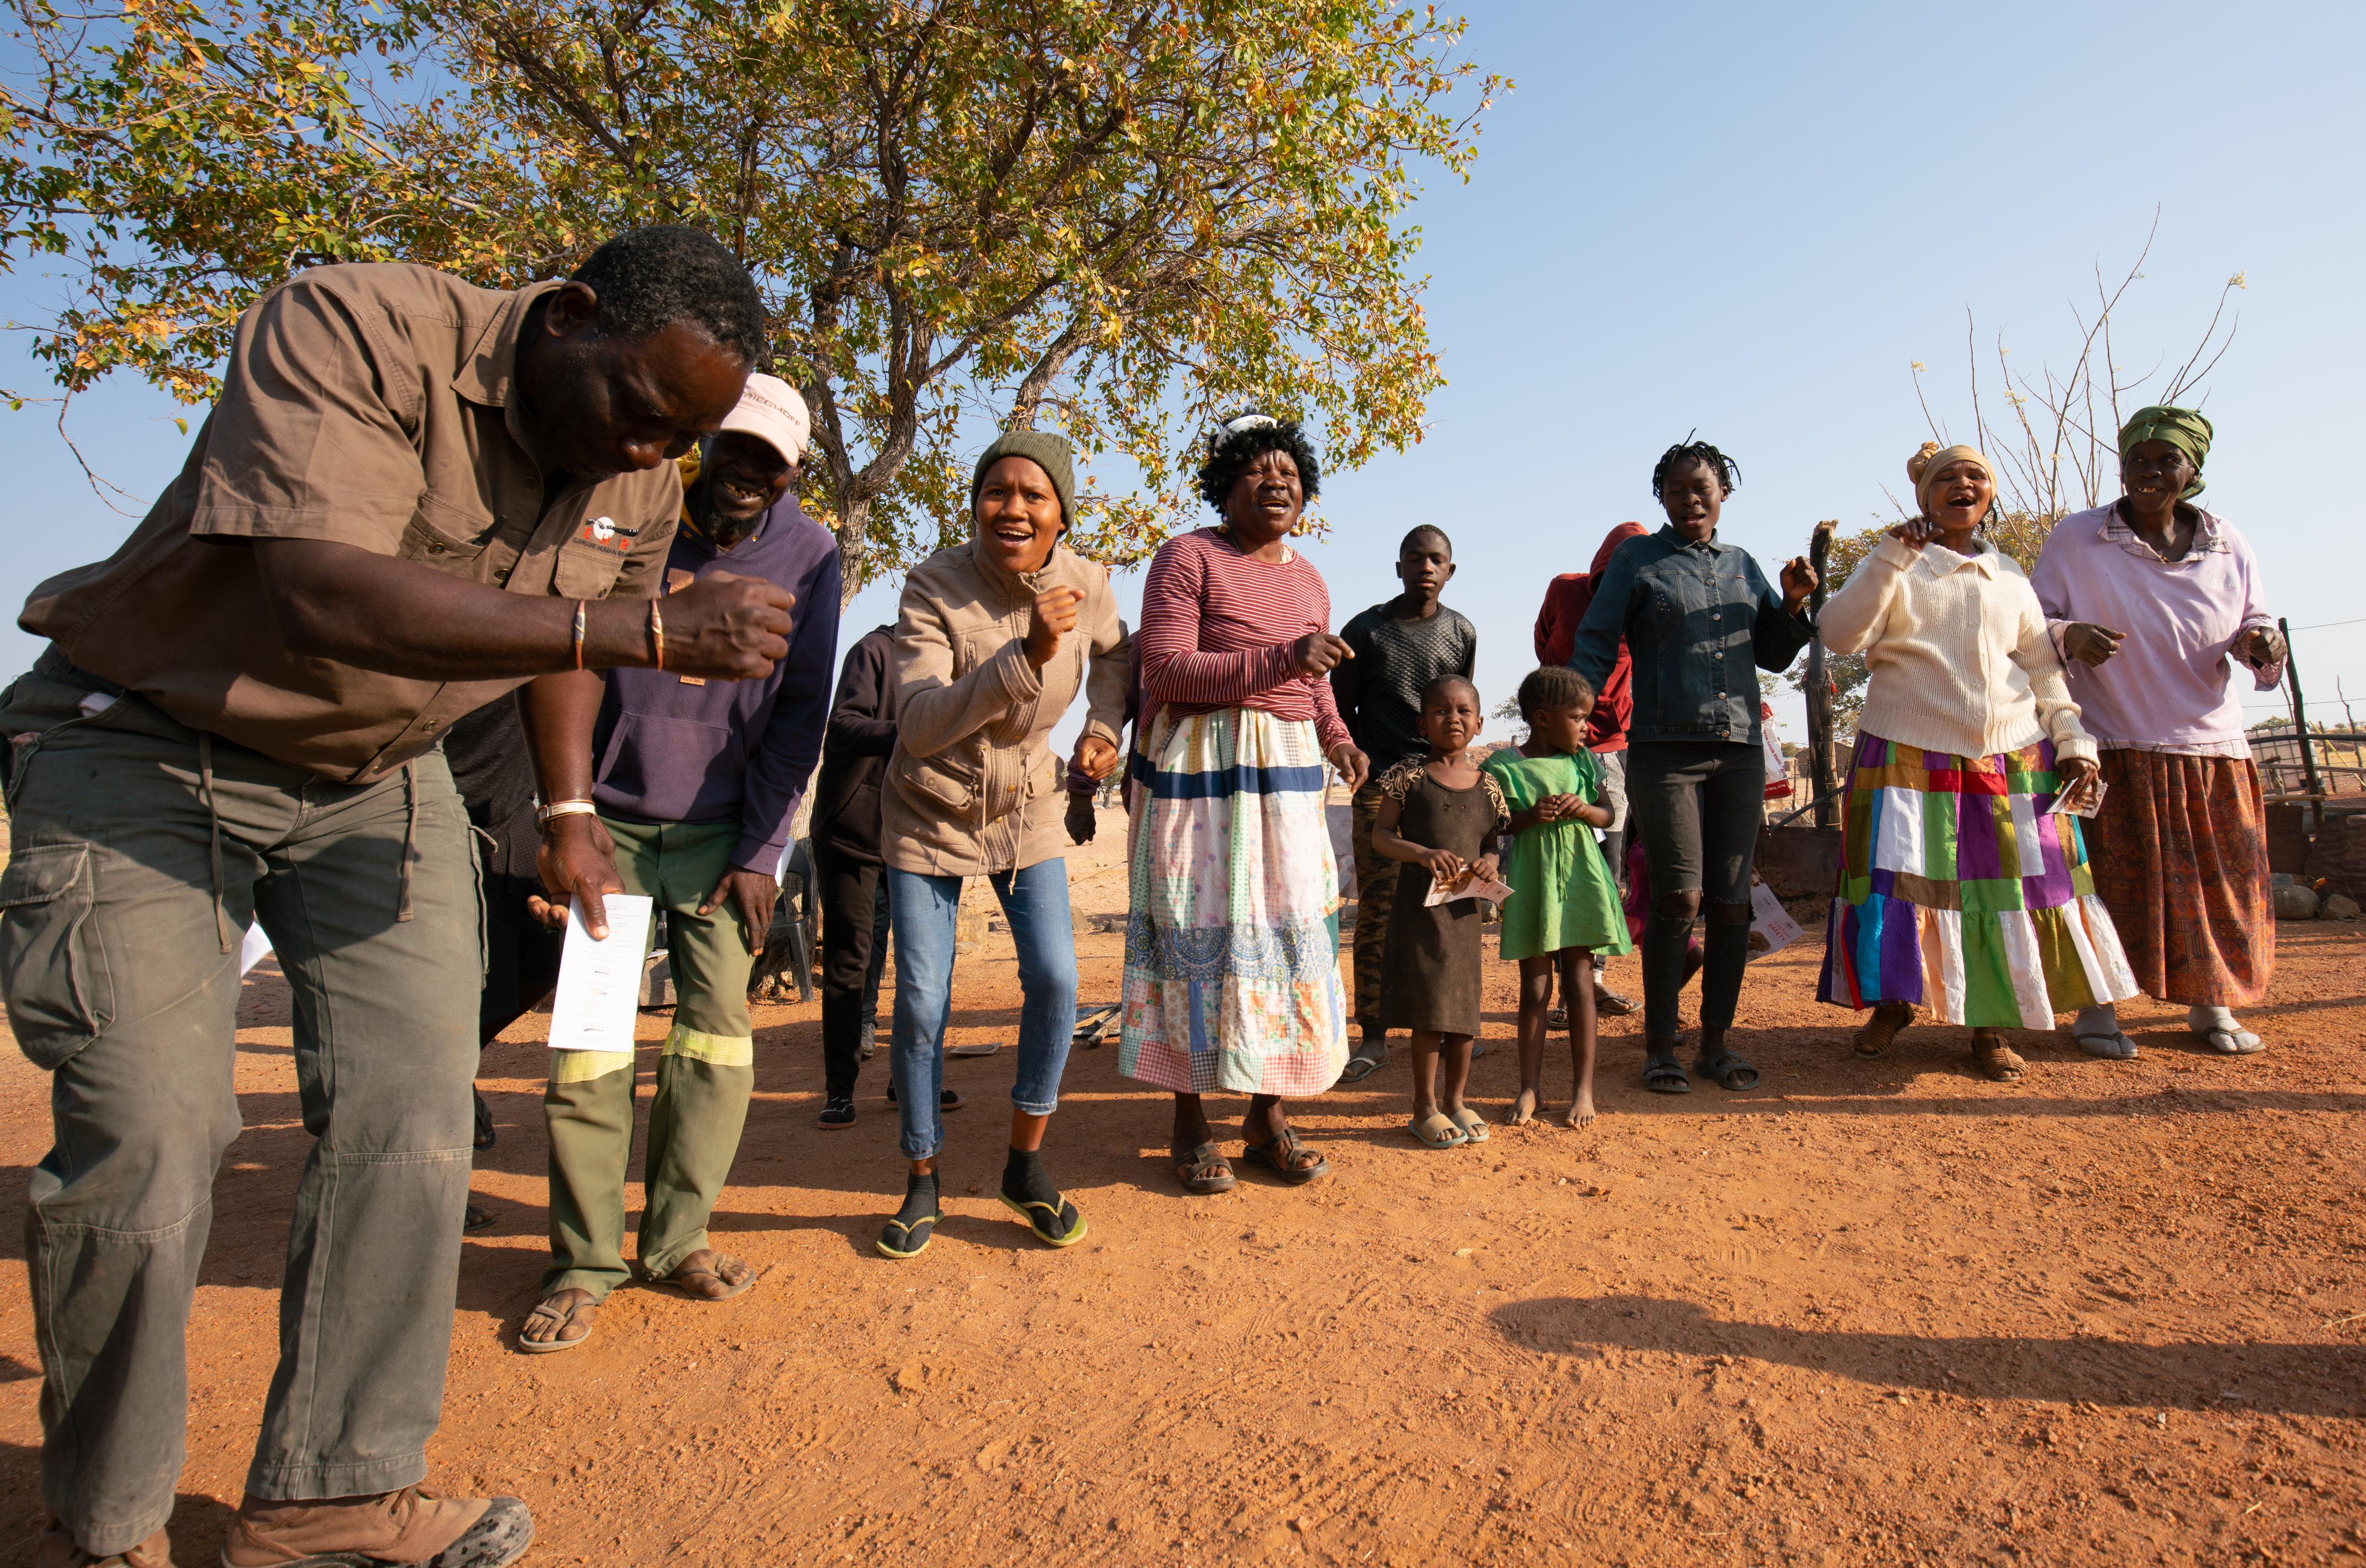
[1907,441,1996,514]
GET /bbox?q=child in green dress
[1483,667,1633,1127]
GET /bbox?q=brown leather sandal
[1854,1004,1915,1058]
[1971,1033,2025,1082]
[1173,1140,1236,1195]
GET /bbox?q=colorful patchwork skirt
[1118,706,1348,1096]
[1816,733,2139,1028]
[2083,748,2274,1006]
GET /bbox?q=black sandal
[1173,1141,1237,1195]
[999,1192,1088,1247]
[1642,1052,1692,1094]
[1693,1047,1760,1092]
[877,1210,940,1259]
[1241,1125,1329,1185]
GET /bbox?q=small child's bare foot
[1507,1087,1539,1126]
[1561,1094,1598,1129]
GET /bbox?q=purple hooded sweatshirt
[590,495,844,871]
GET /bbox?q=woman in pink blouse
[2030,406,2286,1057]
[1118,414,1370,1194]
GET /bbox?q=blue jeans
[885,860,1078,1160]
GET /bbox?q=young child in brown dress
[1371,676,1510,1149]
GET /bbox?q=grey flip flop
[516,1293,597,1354]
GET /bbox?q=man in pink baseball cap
[516,371,845,1354]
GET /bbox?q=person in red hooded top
[1533,520,1649,1018]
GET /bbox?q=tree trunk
[833,489,875,610]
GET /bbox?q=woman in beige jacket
[875,430,1130,1258]
[1813,443,2138,1082]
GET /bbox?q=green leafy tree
[0,0,1504,596]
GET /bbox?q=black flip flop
[1693,1047,1760,1092]
[1241,1125,1329,1185]
[1337,1049,1386,1083]
[885,1083,964,1112]
[1642,1054,1692,1094]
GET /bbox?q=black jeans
[1627,740,1764,1041]
[816,840,891,1099]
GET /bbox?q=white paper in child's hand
[546,894,654,1053]
[1427,874,1514,908]
[1744,879,1803,962]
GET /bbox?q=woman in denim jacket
[1570,440,1817,1095]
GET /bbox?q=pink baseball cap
[719,373,810,464]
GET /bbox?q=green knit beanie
[970,429,1076,535]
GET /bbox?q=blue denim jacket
[1568,525,1814,746]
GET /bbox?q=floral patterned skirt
[1118,706,1346,1096]
[2083,748,2274,1006]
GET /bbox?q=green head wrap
[2118,405,2213,498]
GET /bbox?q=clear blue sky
[4,1,2361,746]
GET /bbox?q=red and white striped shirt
[1136,527,1352,751]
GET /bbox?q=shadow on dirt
[1490,1293,2366,1418]
[1,1436,238,1564]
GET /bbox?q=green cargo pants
[542,816,759,1299]
[0,664,480,1557]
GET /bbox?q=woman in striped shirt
[1118,414,1370,1194]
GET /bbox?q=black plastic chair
[749,837,818,1002]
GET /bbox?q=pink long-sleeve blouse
[1135,527,1353,753]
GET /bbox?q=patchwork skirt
[2083,748,2274,1006]
[1118,706,1348,1096]
[1816,733,2139,1028]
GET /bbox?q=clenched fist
[661,571,795,679]
[1778,556,1819,611]
[1292,632,1354,678]
[1025,586,1085,669]
[2061,622,2125,668]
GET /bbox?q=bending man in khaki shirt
[4,225,792,1568]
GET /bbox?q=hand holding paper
[1426,870,1513,908]
[545,893,654,1055]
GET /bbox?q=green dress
[1481,747,1632,962]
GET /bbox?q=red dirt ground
[4,802,2364,1566]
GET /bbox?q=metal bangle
[648,598,665,672]
[571,600,588,671]
[535,798,598,830]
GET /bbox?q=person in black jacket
[445,693,567,1228]
[810,626,902,1127]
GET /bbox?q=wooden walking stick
[2281,614,2325,831]
[1804,520,1838,829]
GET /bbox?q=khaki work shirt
[19,262,680,783]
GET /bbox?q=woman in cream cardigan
[1814,443,2140,1082]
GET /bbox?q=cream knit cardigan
[1818,535,2097,765]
